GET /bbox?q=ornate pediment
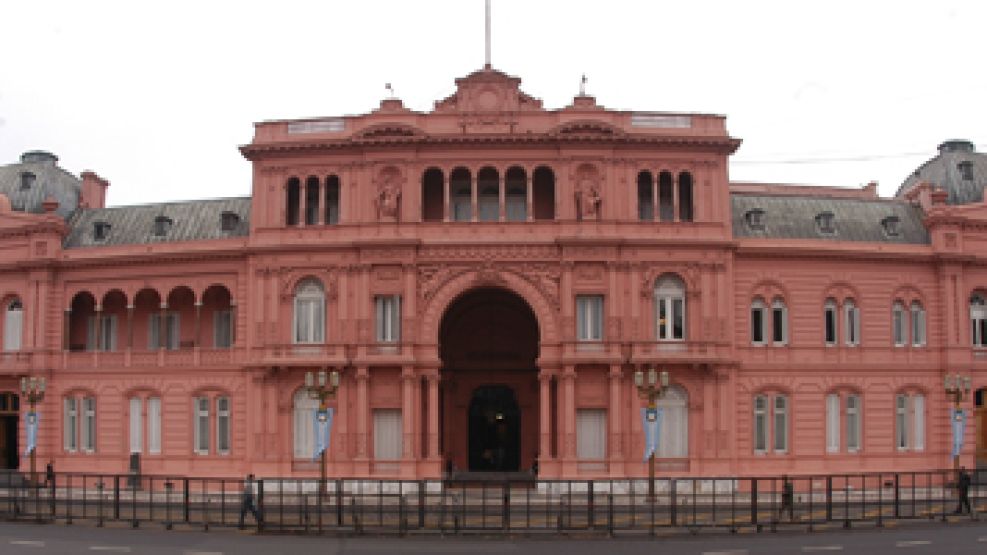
[548,119,625,139]
[352,123,425,142]
[433,67,543,114]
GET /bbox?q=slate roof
[0,152,80,218]
[64,197,251,248]
[897,140,987,204]
[731,193,930,244]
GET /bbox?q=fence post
[418,479,425,530]
[96,481,104,527]
[257,479,265,533]
[671,478,678,527]
[607,493,614,538]
[164,481,173,530]
[876,475,883,528]
[113,475,120,520]
[503,481,511,531]
[893,473,900,519]
[182,478,190,523]
[751,479,759,532]
[825,476,832,522]
[49,473,56,518]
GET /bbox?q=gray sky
[1,0,984,207]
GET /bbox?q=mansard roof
[897,140,987,204]
[64,197,250,248]
[0,151,80,218]
[731,193,929,244]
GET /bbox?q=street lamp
[944,373,972,471]
[634,365,669,500]
[20,376,46,484]
[305,368,340,491]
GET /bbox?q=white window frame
[148,312,179,350]
[216,396,231,455]
[846,394,861,453]
[3,299,23,351]
[64,397,78,452]
[293,389,318,459]
[374,295,401,343]
[753,394,768,453]
[129,397,143,454]
[773,395,789,453]
[912,393,925,451]
[771,298,788,345]
[193,397,210,455]
[576,295,604,342]
[750,298,767,345]
[844,299,860,346]
[825,393,840,453]
[972,295,987,347]
[148,397,162,455]
[81,397,96,453]
[655,276,686,341]
[895,394,908,451]
[576,408,607,460]
[373,408,403,461]
[892,301,906,347]
[824,299,837,346]
[293,280,325,344]
[910,302,925,347]
[213,309,232,349]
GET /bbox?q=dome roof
[896,140,987,205]
[0,151,80,218]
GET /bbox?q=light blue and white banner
[23,411,38,458]
[951,407,966,458]
[641,407,662,462]
[313,408,334,461]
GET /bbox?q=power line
[732,144,986,165]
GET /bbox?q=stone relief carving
[417,262,561,311]
[374,166,402,222]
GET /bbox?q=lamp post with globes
[634,365,669,501]
[944,373,972,471]
[305,368,340,491]
[20,376,46,484]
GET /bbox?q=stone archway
[439,287,540,474]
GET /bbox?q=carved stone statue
[577,180,602,220]
[376,183,401,221]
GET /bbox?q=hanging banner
[313,407,334,461]
[640,407,662,462]
[23,411,38,458]
[951,407,966,458]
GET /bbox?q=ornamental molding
[639,263,701,298]
[278,266,338,301]
[418,244,557,261]
[417,262,561,311]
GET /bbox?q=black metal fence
[0,469,981,536]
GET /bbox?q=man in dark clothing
[955,467,973,515]
[238,473,262,529]
[778,475,795,521]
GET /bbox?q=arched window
[532,166,555,220]
[824,298,838,345]
[895,391,925,452]
[292,388,320,459]
[286,177,300,226]
[3,299,23,351]
[477,167,499,222]
[324,175,340,225]
[753,392,788,454]
[304,176,320,225]
[655,275,686,341]
[750,298,767,345]
[910,301,926,346]
[678,171,693,222]
[972,295,987,347]
[421,168,444,222]
[658,171,674,222]
[637,171,654,221]
[656,385,688,457]
[771,298,788,345]
[826,390,863,453]
[844,299,860,346]
[450,168,472,222]
[505,167,527,222]
[892,301,906,346]
[293,280,325,344]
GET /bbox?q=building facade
[1,66,986,479]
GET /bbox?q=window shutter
[149,314,160,349]
[576,409,607,460]
[217,396,230,454]
[913,394,925,451]
[129,397,142,453]
[826,393,840,453]
[64,397,77,452]
[166,313,180,350]
[773,395,788,452]
[3,305,23,351]
[148,397,161,454]
[373,409,403,461]
[86,315,97,351]
[82,397,96,452]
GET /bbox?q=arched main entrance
[439,287,539,474]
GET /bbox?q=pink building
[1,66,985,479]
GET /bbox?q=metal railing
[0,469,982,536]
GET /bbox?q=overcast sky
[1,0,984,207]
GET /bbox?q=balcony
[62,348,235,370]
[561,340,729,366]
[0,352,34,374]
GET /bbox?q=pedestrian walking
[954,466,973,515]
[238,473,262,529]
[778,475,795,521]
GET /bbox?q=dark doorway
[468,386,520,472]
[0,392,20,470]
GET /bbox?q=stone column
[230,302,238,346]
[194,302,202,348]
[401,366,415,464]
[526,172,533,222]
[470,170,478,222]
[538,370,553,463]
[672,172,680,223]
[426,372,440,460]
[63,309,70,350]
[498,170,506,222]
[562,366,576,461]
[126,305,134,351]
[299,182,308,226]
[159,303,168,350]
[355,366,369,461]
[608,364,623,470]
[442,171,450,222]
[93,305,102,352]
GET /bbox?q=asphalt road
[1,520,987,554]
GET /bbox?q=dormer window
[20,172,35,190]
[881,215,900,237]
[815,211,836,235]
[93,221,111,241]
[958,161,974,181]
[744,208,766,230]
[153,216,173,237]
[220,211,240,232]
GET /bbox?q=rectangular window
[293,298,325,344]
[89,315,117,351]
[216,396,230,455]
[845,303,860,346]
[846,394,861,452]
[373,408,403,461]
[671,298,684,339]
[773,395,788,453]
[81,397,96,452]
[3,305,23,351]
[913,394,925,451]
[148,397,161,455]
[193,397,209,454]
[213,309,232,349]
[892,307,905,346]
[129,397,143,454]
[149,313,180,350]
[751,306,765,344]
[576,408,607,460]
[825,305,837,345]
[64,397,78,452]
[753,395,768,453]
[826,393,840,453]
[911,306,925,346]
[895,394,908,450]
[576,295,604,341]
[772,304,786,344]
[374,295,401,343]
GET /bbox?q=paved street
[2,520,987,554]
